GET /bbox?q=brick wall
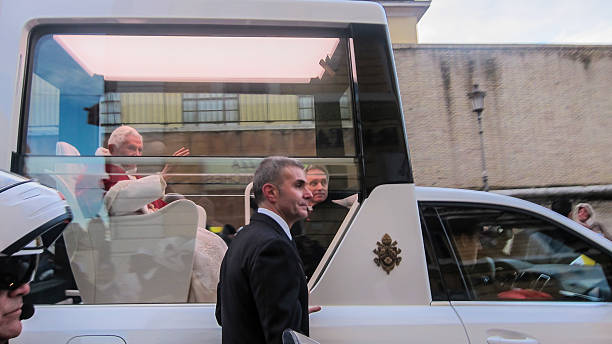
[394,44,612,190]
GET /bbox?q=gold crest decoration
[373,233,402,274]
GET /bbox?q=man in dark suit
[291,165,349,279]
[216,156,317,344]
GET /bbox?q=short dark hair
[551,198,572,216]
[253,156,304,206]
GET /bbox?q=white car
[0,0,610,343]
[15,185,612,344]
[307,185,612,344]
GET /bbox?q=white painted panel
[310,305,468,344]
[453,301,612,344]
[15,304,221,344]
[16,304,468,344]
[310,183,430,306]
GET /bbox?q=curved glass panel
[19,25,360,305]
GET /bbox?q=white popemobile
[0,0,610,343]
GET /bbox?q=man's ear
[261,183,278,203]
[108,143,117,155]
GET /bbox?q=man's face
[109,134,142,170]
[0,283,30,341]
[112,135,143,157]
[275,166,313,225]
[306,169,328,205]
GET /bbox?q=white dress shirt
[257,208,292,240]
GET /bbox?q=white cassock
[103,170,227,303]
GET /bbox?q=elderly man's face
[0,283,30,341]
[114,135,143,157]
[306,169,328,205]
[109,134,142,171]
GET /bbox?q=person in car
[87,126,227,302]
[551,198,572,218]
[291,165,349,279]
[449,218,483,265]
[101,125,189,215]
[573,203,612,241]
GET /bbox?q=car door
[421,202,612,344]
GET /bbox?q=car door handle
[487,336,539,344]
[67,335,126,344]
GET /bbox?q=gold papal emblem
[373,233,402,274]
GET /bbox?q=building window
[298,95,314,122]
[99,93,121,125]
[182,93,239,124]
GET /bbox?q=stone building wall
[394,44,612,190]
[393,44,612,227]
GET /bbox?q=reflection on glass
[438,205,612,302]
[22,27,357,304]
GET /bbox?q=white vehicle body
[16,186,612,343]
[1,1,611,344]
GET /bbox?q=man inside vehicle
[291,165,349,279]
[101,125,189,215]
[80,125,226,303]
[0,170,72,343]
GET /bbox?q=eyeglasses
[0,254,38,291]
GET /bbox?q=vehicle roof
[1,0,387,29]
[0,0,388,169]
[414,186,612,251]
[415,186,538,206]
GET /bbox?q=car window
[419,209,448,301]
[425,203,612,302]
[19,25,360,305]
[419,205,470,301]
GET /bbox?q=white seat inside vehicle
[87,199,198,303]
[51,142,199,304]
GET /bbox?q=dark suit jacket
[216,212,309,344]
[291,199,349,279]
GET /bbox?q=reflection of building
[99,93,314,127]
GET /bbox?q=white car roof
[2,0,388,29]
[414,186,612,251]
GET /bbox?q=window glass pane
[21,27,358,305]
[225,99,238,110]
[183,112,195,123]
[226,110,238,122]
[419,208,447,301]
[291,164,358,280]
[419,205,470,301]
[299,108,313,121]
[436,204,612,302]
[183,99,196,111]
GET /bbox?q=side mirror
[282,329,321,344]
